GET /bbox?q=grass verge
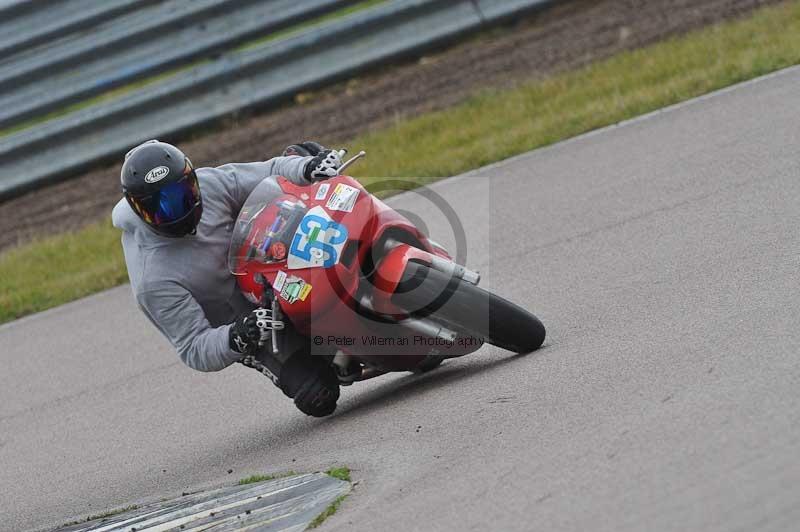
[0,221,129,323]
[326,466,351,482]
[2,1,800,324]
[308,494,348,529]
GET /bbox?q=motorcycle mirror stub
[338,150,366,174]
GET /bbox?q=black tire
[413,355,445,373]
[392,262,545,353]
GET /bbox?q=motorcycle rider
[112,140,344,417]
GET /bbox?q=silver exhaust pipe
[400,317,457,342]
[382,238,481,285]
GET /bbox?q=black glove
[283,141,326,157]
[229,308,283,354]
[304,149,344,182]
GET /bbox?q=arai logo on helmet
[144,166,170,183]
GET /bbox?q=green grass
[2,1,800,324]
[326,466,351,482]
[308,494,348,529]
[238,470,298,485]
[0,221,128,323]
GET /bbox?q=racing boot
[239,325,340,417]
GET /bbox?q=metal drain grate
[57,473,350,532]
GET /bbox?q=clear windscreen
[228,179,307,274]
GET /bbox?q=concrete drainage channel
[56,473,351,532]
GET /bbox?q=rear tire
[393,262,545,353]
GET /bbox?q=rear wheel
[392,262,545,353]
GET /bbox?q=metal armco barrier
[0,0,554,200]
[0,0,361,128]
[0,0,158,59]
[54,473,351,532]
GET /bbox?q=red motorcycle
[227,152,545,381]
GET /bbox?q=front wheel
[413,354,445,373]
[392,262,546,353]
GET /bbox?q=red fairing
[232,174,480,371]
[371,244,435,316]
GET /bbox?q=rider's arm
[215,156,314,211]
[136,281,241,372]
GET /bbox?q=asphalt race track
[3,66,800,532]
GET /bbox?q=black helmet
[121,140,202,237]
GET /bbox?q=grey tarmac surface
[3,65,800,532]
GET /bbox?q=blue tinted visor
[129,169,200,226]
